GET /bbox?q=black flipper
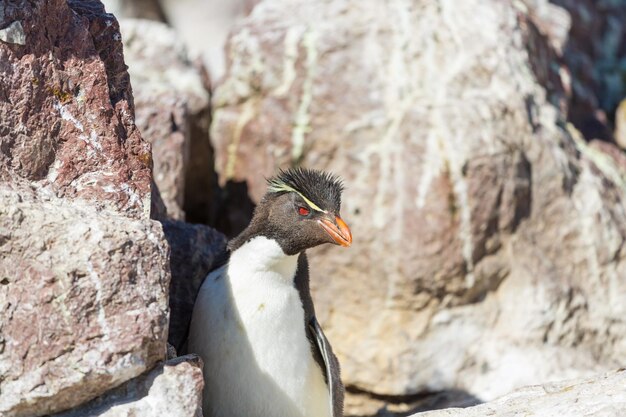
[294,253,344,417]
[309,317,344,417]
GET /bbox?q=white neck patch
[229,236,299,283]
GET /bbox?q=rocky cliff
[2,0,626,416]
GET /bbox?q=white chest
[188,237,330,417]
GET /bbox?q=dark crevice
[212,180,256,239]
[346,385,482,417]
[545,0,625,142]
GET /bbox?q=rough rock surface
[0,0,153,218]
[0,183,170,417]
[413,370,626,417]
[212,0,626,414]
[52,355,204,417]
[0,2,175,416]
[119,19,214,222]
[162,220,228,352]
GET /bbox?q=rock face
[413,370,626,417]
[211,0,626,414]
[52,355,204,417]
[119,19,214,222]
[0,2,174,416]
[0,0,153,218]
[0,183,170,417]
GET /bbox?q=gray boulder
[413,370,626,417]
[52,355,204,417]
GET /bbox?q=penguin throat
[229,236,299,283]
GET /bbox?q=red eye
[298,207,310,216]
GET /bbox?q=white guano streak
[54,102,84,132]
[87,261,110,338]
[55,101,103,155]
[291,30,318,163]
[225,99,257,180]
[273,26,303,97]
[423,0,476,287]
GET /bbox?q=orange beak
[318,215,352,247]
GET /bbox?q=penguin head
[230,168,352,255]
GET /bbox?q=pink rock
[0,0,152,219]
[118,18,214,223]
[52,355,204,417]
[0,183,170,417]
[0,2,172,415]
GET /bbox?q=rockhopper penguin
[188,168,351,417]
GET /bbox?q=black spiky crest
[266,167,344,213]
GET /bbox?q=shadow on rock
[161,220,229,352]
[346,386,482,417]
[214,179,256,239]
